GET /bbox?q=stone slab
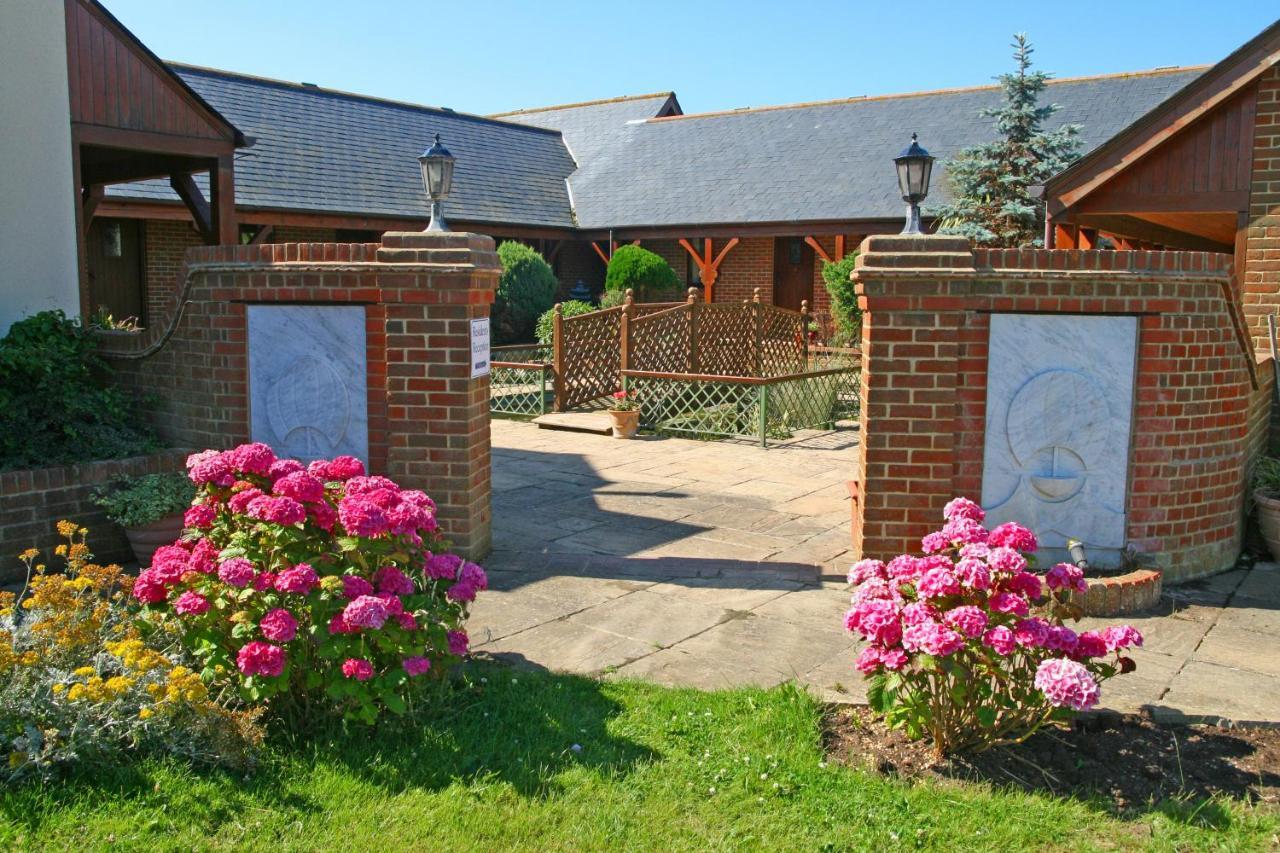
[480,618,655,675]
[532,412,614,435]
[981,313,1137,560]
[247,305,368,463]
[567,589,730,647]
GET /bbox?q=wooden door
[86,218,144,324]
[772,236,813,311]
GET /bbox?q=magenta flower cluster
[844,496,1143,725]
[132,443,483,720]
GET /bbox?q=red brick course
[97,233,499,558]
[1244,64,1280,353]
[852,235,1269,583]
[0,449,190,583]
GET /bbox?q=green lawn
[2,664,1274,851]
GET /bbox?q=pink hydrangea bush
[133,443,484,723]
[844,496,1142,756]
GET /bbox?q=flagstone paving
[474,419,1280,724]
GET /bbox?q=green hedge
[820,254,861,346]
[604,245,679,300]
[535,300,595,345]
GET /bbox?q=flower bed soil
[824,705,1280,811]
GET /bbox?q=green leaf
[975,706,997,728]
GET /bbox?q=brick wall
[1244,64,1280,352]
[853,235,1266,583]
[0,449,190,582]
[98,233,500,558]
[144,219,203,324]
[715,237,773,304]
[555,240,605,299]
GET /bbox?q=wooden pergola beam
[169,173,213,243]
[679,237,739,302]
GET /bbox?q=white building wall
[0,0,80,335]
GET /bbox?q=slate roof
[108,65,1206,231]
[109,65,579,229]
[559,68,1207,229]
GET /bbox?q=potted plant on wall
[93,472,195,566]
[607,390,641,439]
[1253,456,1280,560]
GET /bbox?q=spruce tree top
[935,34,1082,248]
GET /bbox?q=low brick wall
[0,449,190,583]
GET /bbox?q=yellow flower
[138,707,153,720]
[73,666,95,677]
[54,545,68,557]
[228,611,251,624]
[56,520,78,538]
[19,548,39,562]
[320,576,344,592]
[51,683,66,694]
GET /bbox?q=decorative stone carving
[247,305,368,463]
[980,314,1137,561]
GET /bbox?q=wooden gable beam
[804,236,831,264]
[591,241,610,265]
[679,237,739,302]
[804,234,852,264]
[169,173,213,243]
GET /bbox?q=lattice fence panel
[559,307,624,410]
[490,345,552,417]
[696,303,759,376]
[627,304,692,373]
[759,306,807,376]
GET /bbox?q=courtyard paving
[473,419,1280,724]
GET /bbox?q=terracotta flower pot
[1255,490,1280,561]
[125,513,185,567]
[608,409,640,439]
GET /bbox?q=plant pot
[1255,490,1280,561]
[608,409,640,439]
[124,513,185,567]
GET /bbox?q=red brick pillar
[851,235,975,560]
[376,232,500,559]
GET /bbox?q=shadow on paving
[488,444,826,591]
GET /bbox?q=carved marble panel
[980,314,1137,557]
[247,305,368,463]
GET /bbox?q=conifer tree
[935,34,1082,247]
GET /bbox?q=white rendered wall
[0,0,80,335]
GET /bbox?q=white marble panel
[980,314,1137,557]
[247,305,368,463]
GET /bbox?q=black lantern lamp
[418,133,455,232]
[894,133,934,235]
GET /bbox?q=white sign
[470,317,491,379]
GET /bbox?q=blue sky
[106,1,1275,116]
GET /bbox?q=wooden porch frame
[678,237,739,302]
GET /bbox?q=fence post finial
[625,288,634,306]
[753,287,761,304]
[687,287,698,305]
[800,299,809,317]
[554,302,563,315]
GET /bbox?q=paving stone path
[474,420,1280,724]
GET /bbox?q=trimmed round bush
[536,300,595,345]
[493,242,559,344]
[604,245,679,300]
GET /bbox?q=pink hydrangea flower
[274,563,319,595]
[987,522,1037,553]
[246,495,306,526]
[396,612,418,631]
[308,500,338,532]
[268,459,305,481]
[216,555,253,587]
[328,613,354,635]
[188,538,219,574]
[259,608,298,642]
[848,559,888,586]
[253,572,277,592]
[1072,631,1109,659]
[403,656,432,677]
[1044,625,1079,653]
[229,442,276,475]
[447,630,469,657]
[959,542,991,560]
[920,531,950,554]
[941,516,989,547]
[943,605,988,638]
[1004,571,1043,600]
[150,545,191,584]
[326,455,366,481]
[886,554,923,582]
[184,504,217,529]
[855,645,886,674]
[132,570,168,603]
[880,647,908,670]
[989,591,1029,617]
[846,599,903,646]
[400,490,436,513]
[954,557,991,590]
[426,552,463,580]
[986,546,1027,575]
[943,496,985,522]
[344,475,400,496]
[387,501,430,536]
[1101,624,1143,652]
[374,566,415,596]
[342,658,374,681]
[186,449,232,485]
[902,620,964,657]
[983,625,1016,656]
[343,595,391,630]
[446,582,478,603]
[342,575,374,599]
[375,592,404,616]
[1045,562,1088,593]
[900,601,937,625]
[1013,617,1051,648]
[236,641,285,677]
[852,578,902,606]
[917,567,961,599]
[1034,657,1100,711]
[273,471,326,503]
[338,495,389,538]
[459,562,488,591]
[228,487,265,514]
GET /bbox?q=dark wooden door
[87,218,144,323]
[772,236,813,311]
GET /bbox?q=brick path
[475,420,1280,724]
